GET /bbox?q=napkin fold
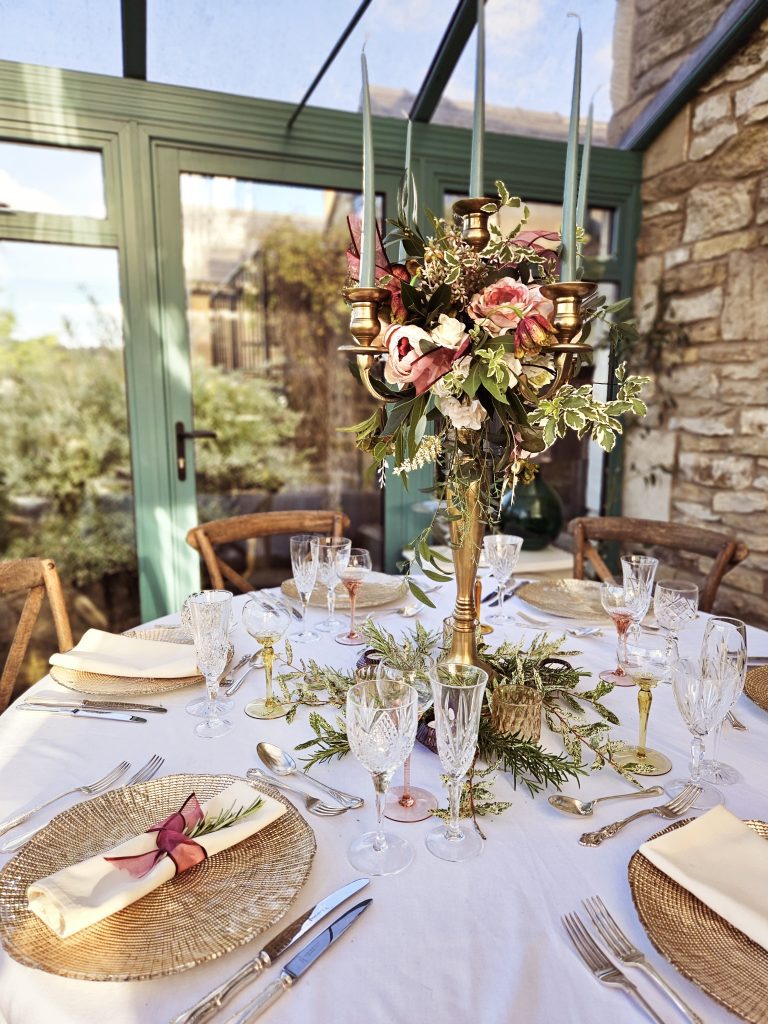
[640,805,768,951]
[27,781,285,938]
[49,628,198,679]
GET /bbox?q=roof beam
[410,0,482,123]
[619,0,767,150]
[121,0,147,81]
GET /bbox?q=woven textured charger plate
[517,579,605,621]
[0,773,315,980]
[629,818,768,1023]
[281,572,407,609]
[49,628,221,697]
[745,665,768,713]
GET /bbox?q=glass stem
[497,580,506,617]
[637,683,652,757]
[327,584,336,622]
[205,673,220,723]
[262,643,276,705]
[372,772,388,852]
[446,776,463,840]
[400,755,413,806]
[690,734,705,784]
[347,583,358,637]
[665,630,679,659]
[709,719,723,768]
[300,597,309,635]
[616,620,629,675]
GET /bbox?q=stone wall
[620,16,768,626]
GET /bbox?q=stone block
[667,288,723,323]
[622,428,676,520]
[667,363,719,395]
[668,414,735,436]
[672,500,721,523]
[634,255,662,333]
[643,106,690,178]
[710,125,768,179]
[722,249,768,340]
[753,475,768,490]
[720,565,765,597]
[735,72,768,118]
[744,102,768,125]
[663,246,690,269]
[663,260,726,292]
[644,198,682,218]
[678,453,753,489]
[713,491,768,513]
[693,91,731,130]
[691,230,758,261]
[688,120,737,160]
[636,212,684,256]
[642,161,702,201]
[685,320,722,344]
[683,181,755,242]
[741,407,768,435]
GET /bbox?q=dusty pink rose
[383,324,469,396]
[467,278,554,337]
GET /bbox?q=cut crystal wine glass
[290,533,320,643]
[241,596,292,720]
[313,536,352,633]
[482,534,523,623]
[426,663,488,862]
[699,616,748,786]
[654,581,699,658]
[613,632,672,776]
[378,658,438,823]
[336,548,372,646]
[185,590,233,739]
[599,580,646,686]
[183,590,235,718]
[621,554,658,629]
[346,676,418,875]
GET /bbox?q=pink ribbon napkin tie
[105,793,207,879]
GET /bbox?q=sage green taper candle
[359,52,376,288]
[560,23,582,281]
[575,99,594,266]
[469,0,485,198]
[398,117,413,263]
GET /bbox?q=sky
[0,0,618,340]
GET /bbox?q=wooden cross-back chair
[568,516,749,614]
[186,510,351,594]
[0,558,73,712]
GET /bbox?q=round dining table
[1,582,767,1024]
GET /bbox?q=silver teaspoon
[548,785,664,817]
[257,741,364,808]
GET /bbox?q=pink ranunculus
[383,324,469,396]
[467,277,554,337]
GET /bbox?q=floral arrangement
[346,181,647,585]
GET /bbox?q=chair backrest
[568,516,749,613]
[186,510,351,593]
[0,558,73,712]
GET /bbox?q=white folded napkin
[49,629,198,679]
[28,781,285,938]
[640,805,768,951]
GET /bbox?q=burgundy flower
[514,313,557,356]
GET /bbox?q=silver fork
[563,912,667,1023]
[584,896,702,1024]
[579,784,700,846]
[246,769,347,816]
[0,760,131,838]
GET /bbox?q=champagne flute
[346,675,418,875]
[426,663,488,862]
[335,547,372,646]
[242,596,292,720]
[599,580,646,685]
[183,590,235,717]
[700,616,748,786]
[621,554,658,629]
[289,533,320,643]
[669,642,744,809]
[313,536,352,632]
[482,534,523,623]
[654,581,699,658]
[613,633,672,776]
[378,658,439,822]
[185,590,233,739]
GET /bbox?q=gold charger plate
[745,666,768,713]
[517,578,605,621]
[629,818,768,1023]
[0,773,315,981]
[50,628,217,697]
[281,572,407,609]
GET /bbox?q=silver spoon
[548,785,664,817]
[246,769,346,816]
[257,741,364,809]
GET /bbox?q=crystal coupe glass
[242,596,292,720]
[614,633,673,776]
[699,616,748,787]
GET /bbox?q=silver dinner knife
[23,698,167,714]
[16,704,146,723]
[170,878,370,1024]
[222,899,372,1024]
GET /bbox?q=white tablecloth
[1,585,767,1024]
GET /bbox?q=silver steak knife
[170,878,370,1024]
[221,899,372,1024]
[24,698,167,714]
[16,704,146,723]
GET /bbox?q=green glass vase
[499,473,563,551]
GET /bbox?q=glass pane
[0,142,106,218]
[181,174,384,584]
[0,242,138,693]
[438,1,616,142]
[0,0,121,76]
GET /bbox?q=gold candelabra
[342,198,595,671]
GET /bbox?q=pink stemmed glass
[335,548,372,646]
[599,580,646,686]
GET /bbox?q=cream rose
[430,314,467,350]
[382,324,432,388]
[437,395,487,431]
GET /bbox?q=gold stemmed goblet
[242,596,291,720]
[613,633,673,776]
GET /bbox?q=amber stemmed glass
[599,580,646,686]
[613,633,673,776]
[335,548,372,646]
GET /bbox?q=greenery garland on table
[263,622,641,825]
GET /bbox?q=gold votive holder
[490,684,542,743]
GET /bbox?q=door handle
[175,421,217,481]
